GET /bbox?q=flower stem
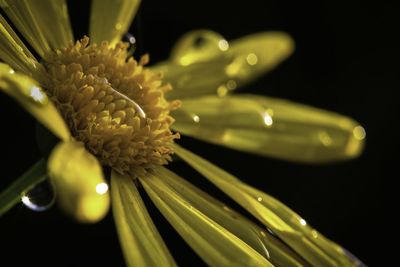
[0,158,47,216]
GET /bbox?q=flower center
[42,37,180,176]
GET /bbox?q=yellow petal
[0,63,70,141]
[0,15,43,78]
[111,171,177,267]
[140,171,273,267]
[153,57,234,99]
[153,30,293,99]
[227,32,294,84]
[1,0,73,57]
[172,94,365,163]
[174,144,358,267]
[90,0,141,46]
[156,167,307,267]
[47,141,110,223]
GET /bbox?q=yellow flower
[0,0,366,266]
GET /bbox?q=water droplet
[171,30,230,65]
[95,182,109,195]
[115,23,122,31]
[311,229,319,238]
[123,33,137,56]
[262,111,273,127]
[299,218,307,226]
[21,180,56,212]
[342,247,367,267]
[246,53,258,65]
[353,125,366,140]
[29,86,47,104]
[192,114,200,123]
[318,131,332,146]
[193,36,207,47]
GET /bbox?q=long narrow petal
[1,0,73,57]
[139,172,273,267]
[153,31,293,99]
[90,0,140,46]
[0,159,47,216]
[47,141,110,223]
[0,15,43,78]
[173,94,365,163]
[111,171,177,267]
[156,167,308,267]
[174,144,359,267]
[0,63,70,141]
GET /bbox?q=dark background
[1,0,394,266]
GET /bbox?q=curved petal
[0,158,47,216]
[1,0,73,57]
[152,31,294,99]
[0,63,70,141]
[111,171,177,267]
[172,94,365,163]
[174,144,360,267]
[139,171,273,267]
[47,141,110,223]
[0,15,43,78]
[90,0,141,46]
[156,167,308,267]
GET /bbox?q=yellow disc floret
[43,37,180,176]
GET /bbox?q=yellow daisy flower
[0,0,366,266]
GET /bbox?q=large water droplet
[170,30,229,65]
[21,180,56,212]
[342,247,367,267]
[122,33,137,56]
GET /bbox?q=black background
[0,0,394,266]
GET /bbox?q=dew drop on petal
[342,247,368,267]
[21,180,56,212]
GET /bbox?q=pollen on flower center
[42,37,180,176]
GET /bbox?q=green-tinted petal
[173,94,365,163]
[0,63,70,141]
[0,159,47,216]
[1,0,73,57]
[111,171,177,267]
[90,0,141,46]
[153,30,293,99]
[0,15,43,78]
[47,141,110,223]
[174,144,358,267]
[140,171,273,267]
[156,167,307,267]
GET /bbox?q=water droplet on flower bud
[21,180,56,212]
[123,33,137,56]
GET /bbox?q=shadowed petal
[140,171,273,267]
[90,0,141,46]
[1,0,73,57]
[0,15,43,78]
[174,144,359,267]
[156,166,309,267]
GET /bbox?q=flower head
[44,36,180,176]
[0,0,366,266]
